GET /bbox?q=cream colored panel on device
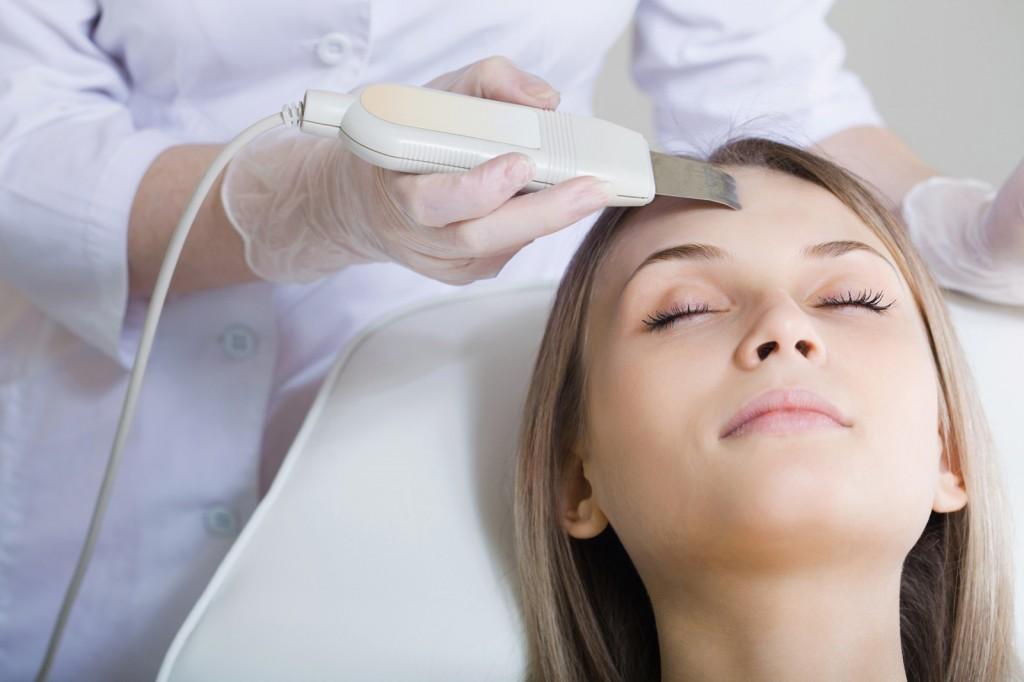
[359,84,542,149]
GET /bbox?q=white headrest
[157,283,1024,680]
[158,283,553,681]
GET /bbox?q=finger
[389,152,536,227]
[451,176,613,256]
[428,55,560,110]
[389,247,508,286]
[428,249,519,285]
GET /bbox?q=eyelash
[641,288,895,332]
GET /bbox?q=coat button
[220,323,257,359]
[315,32,352,66]
[204,506,239,537]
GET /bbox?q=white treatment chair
[156,282,1024,681]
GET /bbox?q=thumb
[995,157,1024,222]
[506,67,561,110]
[428,55,560,110]
[983,158,1024,259]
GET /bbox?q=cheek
[585,338,727,563]
[829,322,942,533]
[588,335,720,475]
[840,320,940,466]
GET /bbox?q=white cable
[34,104,301,682]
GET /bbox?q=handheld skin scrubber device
[35,85,740,681]
[300,84,741,209]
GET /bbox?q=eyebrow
[624,239,900,287]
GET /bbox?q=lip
[719,387,852,439]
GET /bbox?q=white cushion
[157,283,1024,680]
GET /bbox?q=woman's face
[563,167,967,592]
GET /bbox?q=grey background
[593,0,1024,185]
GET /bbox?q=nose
[734,292,826,369]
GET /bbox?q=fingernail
[575,180,613,212]
[523,78,559,103]
[505,155,535,185]
[525,82,556,98]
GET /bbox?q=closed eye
[641,288,894,333]
[642,302,713,331]
[815,288,893,312]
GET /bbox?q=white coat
[0,1,880,678]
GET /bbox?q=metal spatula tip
[650,151,742,210]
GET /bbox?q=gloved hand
[221,56,612,284]
[900,157,1024,305]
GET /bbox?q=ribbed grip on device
[536,110,577,185]
[394,140,488,173]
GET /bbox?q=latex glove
[221,56,612,284]
[900,158,1024,305]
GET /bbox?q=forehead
[597,166,891,291]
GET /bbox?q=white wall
[593,0,1024,185]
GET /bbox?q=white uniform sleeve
[631,0,884,155]
[0,1,183,364]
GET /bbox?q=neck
[652,564,908,682]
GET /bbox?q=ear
[932,431,968,513]
[559,451,609,539]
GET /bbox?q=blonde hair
[513,138,1020,681]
